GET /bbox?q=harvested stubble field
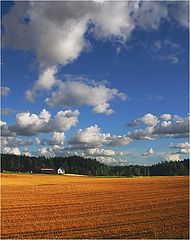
[1,174,189,239]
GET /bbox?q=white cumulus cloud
[153,115,189,138]
[128,113,189,139]
[45,80,127,115]
[164,153,180,162]
[2,1,188,100]
[69,125,132,148]
[128,113,159,127]
[42,132,65,146]
[9,109,79,136]
[127,127,155,140]
[159,114,172,121]
[169,142,190,154]
[2,147,20,155]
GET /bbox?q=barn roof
[41,168,55,171]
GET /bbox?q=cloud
[169,142,190,149]
[1,121,16,137]
[38,146,55,158]
[26,66,58,102]
[127,113,189,140]
[9,109,79,136]
[168,1,189,28]
[69,125,132,148]
[3,2,88,67]
[50,132,65,146]
[1,108,18,116]
[142,148,154,156]
[153,115,189,138]
[178,148,190,154]
[92,103,114,115]
[45,80,127,115]
[2,1,188,99]
[81,148,129,165]
[35,137,41,145]
[41,132,65,146]
[164,153,180,162]
[23,148,31,157]
[37,143,126,165]
[1,133,33,155]
[159,114,172,121]
[143,38,184,65]
[154,40,181,51]
[1,86,11,96]
[2,147,20,156]
[1,136,33,148]
[127,127,155,140]
[169,142,190,154]
[157,55,179,64]
[128,113,159,127]
[83,148,116,157]
[144,94,164,101]
[139,114,159,126]
[38,145,83,159]
[127,121,140,128]
[2,1,142,66]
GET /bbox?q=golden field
[1,174,189,239]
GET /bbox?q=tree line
[1,154,189,176]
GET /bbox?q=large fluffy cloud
[2,1,188,99]
[153,116,189,138]
[9,109,79,136]
[164,153,180,162]
[40,132,65,146]
[127,127,155,140]
[128,113,159,127]
[3,1,188,66]
[69,125,132,148]
[127,113,189,140]
[169,142,190,154]
[45,80,127,115]
[2,147,20,156]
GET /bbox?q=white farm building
[57,167,65,175]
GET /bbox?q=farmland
[1,174,189,239]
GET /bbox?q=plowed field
[1,174,189,239]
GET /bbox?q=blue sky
[1,1,189,165]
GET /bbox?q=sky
[1,1,189,166]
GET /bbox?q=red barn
[40,168,55,174]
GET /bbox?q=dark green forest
[1,154,189,176]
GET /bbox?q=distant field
[1,174,189,239]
